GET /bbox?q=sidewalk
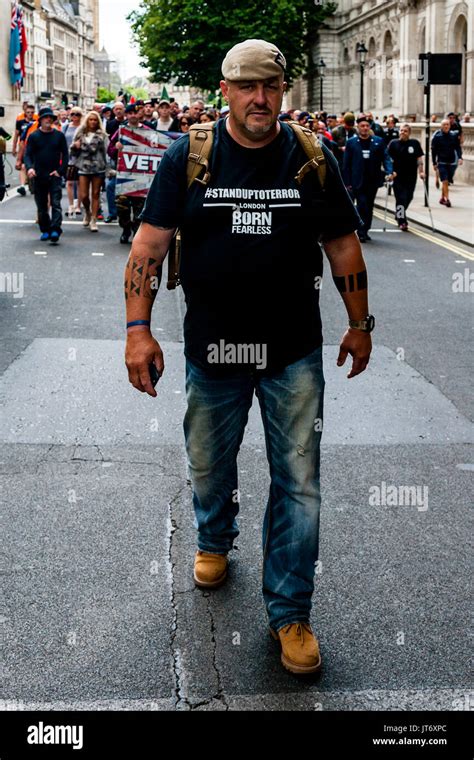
[375,172,474,246]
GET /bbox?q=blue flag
[9,5,22,86]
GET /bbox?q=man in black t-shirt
[388,123,424,231]
[124,40,374,675]
[24,107,69,244]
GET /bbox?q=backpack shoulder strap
[187,122,216,188]
[288,121,327,189]
[167,123,216,290]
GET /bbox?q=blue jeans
[106,175,117,217]
[183,346,325,631]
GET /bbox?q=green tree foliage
[96,86,116,103]
[129,0,336,91]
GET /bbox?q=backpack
[167,120,327,289]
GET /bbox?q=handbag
[66,164,79,181]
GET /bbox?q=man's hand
[125,330,164,398]
[50,170,60,177]
[458,159,463,165]
[115,141,123,151]
[337,328,372,378]
[27,168,36,179]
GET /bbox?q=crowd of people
[280,107,465,236]
[9,95,467,244]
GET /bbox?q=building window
[53,26,65,43]
[54,45,65,64]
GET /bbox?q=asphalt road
[0,189,472,711]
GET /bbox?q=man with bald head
[124,39,373,675]
[431,119,463,207]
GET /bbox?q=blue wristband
[127,320,151,329]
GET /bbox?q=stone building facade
[288,0,472,120]
[1,0,97,139]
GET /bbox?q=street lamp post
[315,58,326,111]
[356,42,368,113]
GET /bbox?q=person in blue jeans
[124,40,374,675]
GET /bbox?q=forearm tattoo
[124,254,162,300]
[333,270,368,293]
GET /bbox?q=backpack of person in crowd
[167,120,327,289]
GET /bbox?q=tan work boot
[194,550,228,588]
[270,622,322,674]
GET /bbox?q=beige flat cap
[222,39,286,82]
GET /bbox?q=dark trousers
[393,179,416,226]
[354,185,378,235]
[34,175,63,234]
[117,195,145,234]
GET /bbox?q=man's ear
[220,79,229,102]
[283,81,288,93]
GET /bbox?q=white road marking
[91,252,104,256]
[34,251,48,256]
[0,219,115,226]
[369,229,402,233]
[404,259,416,263]
[0,689,468,711]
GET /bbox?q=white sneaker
[90,218,98,232]
[83,212,91,227]
[67,205,75,217]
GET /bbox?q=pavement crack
[202,594,229,711]
[167,484,192,711]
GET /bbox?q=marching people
[331,112,357,168]
[24,106,69,244]
[343,114,394,242]
[383,115,399,146]
[124,39,372,675]
[62,107,83,217]
[155,99,174,131]
[71,111,109,232]
[431,118,463,207]
[12,103,36,197]
[142,101,158,130]
[176,115,194,133]
[106,101,126,136]
[111,103,151,244]
[387,123,424,231]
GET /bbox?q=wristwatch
[349,314,375,333]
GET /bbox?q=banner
[116,127,182,198]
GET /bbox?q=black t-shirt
[106,117,125,136]
[141,118,360,375]
[388,139,424,181]
[24,129,69,178]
